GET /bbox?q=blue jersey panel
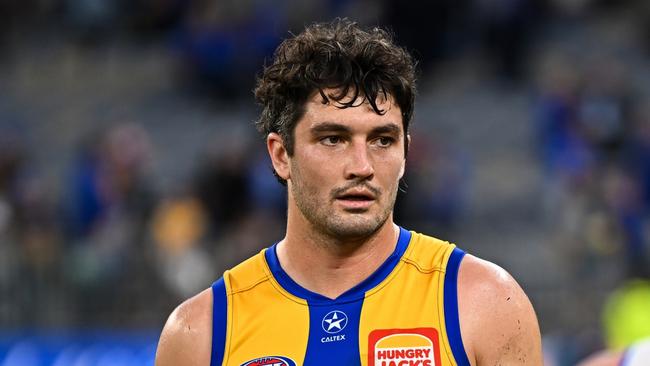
[211,278,227,366]
[303,299,364,365]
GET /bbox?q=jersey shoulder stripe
[210,278,228,366]
[444,247,471,366]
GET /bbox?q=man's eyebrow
[310,122,352,134]
[370,123,401,135]
[309,122,402,135]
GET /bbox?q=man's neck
[275,218,400,300]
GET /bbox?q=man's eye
[322,136,341,145]
[376,137,394,147]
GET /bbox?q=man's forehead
[294,88,404,135]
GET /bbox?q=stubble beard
[289,168,398,242]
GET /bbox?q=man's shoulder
[226,248,272,293]
[402,229,458,270]
[457,254,543,365]
[458,254,525,302]
[155,289,213,366]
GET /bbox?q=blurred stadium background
[1,0,649,365]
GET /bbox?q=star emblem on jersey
[322,310,348,334]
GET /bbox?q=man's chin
[321,215,386,240]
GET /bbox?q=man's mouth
[334,189,377,210]
[336,188,376,200]
[337,194,373,201]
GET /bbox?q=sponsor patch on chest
[240,356,296,366]
[368,328,442,366]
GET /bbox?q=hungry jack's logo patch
[368,328,441,366]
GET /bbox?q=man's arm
[578,339,650,366]
[155,288,213,366]
[458,254,543,365]
[576,350,623,366]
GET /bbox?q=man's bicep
[155,289,213,366]
[155,308,188,366]
[490,285,543,365]
[458,255,543,365]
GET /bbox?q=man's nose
[344,142,374,180]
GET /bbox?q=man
[577,339,650,366]
[577,279,650,365]
[156,19,542,366]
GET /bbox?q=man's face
[284,91,406,240]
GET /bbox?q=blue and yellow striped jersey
[210,227,470,366]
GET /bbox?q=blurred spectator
[603,279,650,349]
[0,127,27,326]
[0,127,25,232]
[577,58,631,155]
[583,339,650,365]
[473,0,545,82]
[67,133,106,238]
[211,210,285,272]
[576,281,650,365]
[193,136,254,236]
[617,102,650,273]
[534,53,591,184]
[150,194,214,299]
[150,143,286,300]
[171,0,284,98]
[395,132,470,234]
[67,123,154,238]
[600,164,647,278]
[475,0,540,81]
[622,101,650,214]
[246,150,287,217]
[13,171,64,326]
[64,123,156,324]
[0,126,67,327]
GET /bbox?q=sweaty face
[287,92,406,240]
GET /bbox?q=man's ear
[267,133,290,181]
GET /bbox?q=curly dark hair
[254,18,417,179]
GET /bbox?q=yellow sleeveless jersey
[209,227,471,366]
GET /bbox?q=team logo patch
[368,328,442,366]
[240,356,296,366]
[322,310,348,334]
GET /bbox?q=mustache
[331,182,381,198]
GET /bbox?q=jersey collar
[264,226,412,305]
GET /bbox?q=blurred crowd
[535,51,650,279]
[534,49,650,363]
[1,0,650,365]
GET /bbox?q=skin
[155,90,543,366]
[271,91,406,298]
[458,255,543,365]
[576,350,623,366]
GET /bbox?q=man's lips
[336,191,375,200]
[334,188,378,210]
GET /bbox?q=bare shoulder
[155,288,213,366]
[457,254,542,366]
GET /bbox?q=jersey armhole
[210,277,228,366]
[443,247,471,366]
